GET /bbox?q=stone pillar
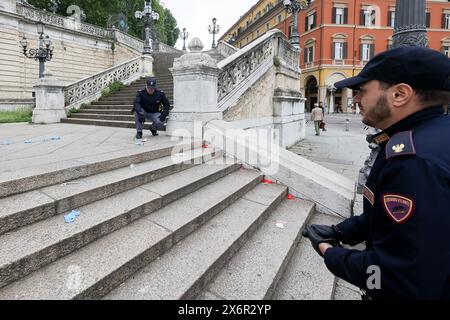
[142,54,154,77]
[32,72,66,124]
[393,0,427,48]
[0,0,16,13]
[318,86,327,106]
[272,89,305,147]
[166,38,222,139]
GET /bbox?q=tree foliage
[27,0,180,46]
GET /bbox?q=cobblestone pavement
[289,113,371,182]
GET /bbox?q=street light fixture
[135,0,160,54]
[283,0,312,50]
[208,17,220,49]
[180,28,189,51]
[20,21,54,79]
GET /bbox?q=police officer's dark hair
[379,81,450,107]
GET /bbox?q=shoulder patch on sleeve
[382,193,415,224]
[386,131,416,160]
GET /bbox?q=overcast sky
[160,0,257,50]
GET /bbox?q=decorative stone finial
[188,38,204,52]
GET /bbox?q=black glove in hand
[302,225,342,258]
[310,224,342,240]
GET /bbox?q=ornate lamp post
[283,0,311,50]
[180,28,189,51]
[393,0,427,48]
[135,0,160,54]
[20,21,54,79]
[208,18,220,49]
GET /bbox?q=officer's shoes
[136,132,143,140]
[150,130,159,137]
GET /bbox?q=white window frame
[390,11,395,27]
[308,14,314,30]
[334,42,343,60]
[364,10,373,27]
[336,8,344,25]
[306,46,314,63]
[362,43,371,61]
[444,46,450,57]
[445,14,450,30]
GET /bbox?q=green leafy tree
[27,0,180,46]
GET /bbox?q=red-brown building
[275,0,450,112]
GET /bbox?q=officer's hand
[309,224,342,240]
[302,225,341,258]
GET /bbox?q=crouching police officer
[303,46,450,300]
[134,77,171,140]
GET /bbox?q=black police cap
[334,46,450,91]
[147,77,157,88]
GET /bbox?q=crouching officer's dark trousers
[134,111,165,133]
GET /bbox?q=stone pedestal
[32,73,66,124]
[272,89,305,147]
[166,38,222,139]
[142,54,154,77]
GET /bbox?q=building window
[444,14,450,29]
[336,8,344,24]
[305,46,314,63]
[426,12,430,28]
[361,44,372,61]
[361,9,375,26]
[278,15,282,23]
[305,13,316,31]
[443,46,450,57]
[334,43,343,60]
[388,11,395,27]
[267,23,270,30]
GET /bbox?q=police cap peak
[335,46,450,91]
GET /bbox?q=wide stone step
[77,109,132,115]
[92,101,133,106]
[272,212,343,300]
[0,146,213,237]
[98,98,134,103]
[104,183,287,300]
[198,197,315,300]
[0,137,199,199]
[0,168,261,300]
[83,104,132,110]
[61,118,151,129]
[0,156,235,290]
[69,114,135,122]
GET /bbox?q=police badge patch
[382,194,415,224]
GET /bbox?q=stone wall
[0,3,141,105]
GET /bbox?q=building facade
[276,0,450,112]
[220,0,288,48]
[223,0,450,113]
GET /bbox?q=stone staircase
[62,52,183,130]
[0,140,342,300]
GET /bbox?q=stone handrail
[17,4,113,39]
[158,41,183,53]
[217,29,298,111]
[64,57,142,107]
[113,29,144,53]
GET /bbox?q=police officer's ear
[391,84,414,107]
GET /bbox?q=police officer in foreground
[303,46,450,300]
[134,77,171,140]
